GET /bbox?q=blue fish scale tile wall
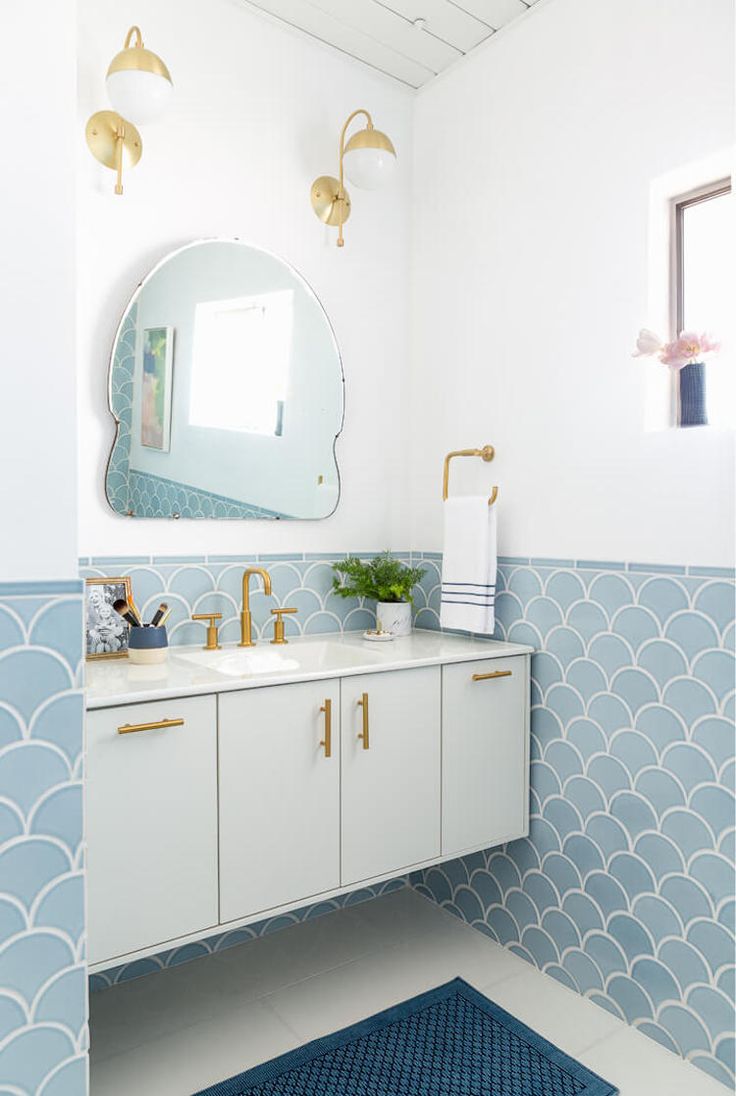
[82,552,735,1087]
[105,304,136,515]
[127,471,283,520]
[0,581,87,1096]
[79,554,398,643]
[412,555,736,1089]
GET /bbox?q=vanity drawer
[86,695,218,966]
[442,656,529,857]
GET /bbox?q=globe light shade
[106,41,173,125]
[343,126,396,191]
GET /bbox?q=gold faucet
[239,567,272,647]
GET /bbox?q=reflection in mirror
[106,240,343,519]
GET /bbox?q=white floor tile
[91,998,298,1096]
[90,890,723,1096]
[352,886,471,942]
[579,1025,730,1096]
[90,898,390,1062]
[476,966,626,1057]
[208,897,390,995]
[264,928,531,1044]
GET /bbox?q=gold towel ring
[442,446,499,507]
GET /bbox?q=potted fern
[332,552,426,636]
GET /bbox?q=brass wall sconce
[311,109,397,247]
[85,26,173,195]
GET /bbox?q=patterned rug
[194,978,618,1095]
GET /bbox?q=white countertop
[85,631,533,709]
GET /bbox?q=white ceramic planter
[376,601,412,637]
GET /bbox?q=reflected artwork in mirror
[106,240,344,519]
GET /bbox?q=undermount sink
[172,639,383,678]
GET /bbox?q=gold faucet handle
[270,607,298,645]
[191,613,223,651]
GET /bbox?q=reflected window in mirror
[190,291,294,438]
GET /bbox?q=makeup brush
[113,599,141,627]
[149,602,168,627]
[127,592,143,626]
[157,606,173,628]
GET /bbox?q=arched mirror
[105,240,343,519]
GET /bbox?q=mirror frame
[105,237,345,520]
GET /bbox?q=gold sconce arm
[124,25,143,49]
[334,109,372,248]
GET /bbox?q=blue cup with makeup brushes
[128,626,168,664]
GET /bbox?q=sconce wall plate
[311,176,351,227]
[86,111,142,194]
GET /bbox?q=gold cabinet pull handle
[319,698,332,758]
[117,718,185,735]
[357,692,370,750]
[472,670,513,681]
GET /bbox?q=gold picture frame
[85,576,133,661]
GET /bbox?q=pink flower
[659,341,689,369]
[677,332,705,362]
[633,328,720,368]
[700,332,721,354]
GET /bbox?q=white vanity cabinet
[86,695,219,966]
[85,636,531,971]
[341,667,441,885]
[442,656,529,857]
[218,680,340,923]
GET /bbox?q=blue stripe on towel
[442,589,495,598]
[442,596,495,604]
[441,582,496,588]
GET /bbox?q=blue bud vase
[679,362,707,427]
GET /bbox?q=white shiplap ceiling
[243,0,543,89]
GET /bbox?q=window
[673,180,734,427]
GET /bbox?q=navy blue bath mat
[194,977,618,1096]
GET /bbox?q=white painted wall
[77,0,413,556]
[410,0,735,565]
[0,1,78,581]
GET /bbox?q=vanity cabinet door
[86,696,218,966]
[341,667,441,885]
[442,656,529,858]
[219,680,340,923]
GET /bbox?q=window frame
[671,178,731,337]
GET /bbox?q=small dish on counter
[362,629,395,642]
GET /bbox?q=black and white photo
[85,577,132,660]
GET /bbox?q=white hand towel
[440,496,497,634]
